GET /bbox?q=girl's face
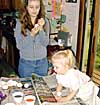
[27,0,40,18]
[53,60,68,75]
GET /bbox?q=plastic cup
[12,91,23,103]
[24,95,36,105]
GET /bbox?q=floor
[93,70,100,86]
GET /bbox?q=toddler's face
[53,61,67,75]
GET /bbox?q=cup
[24,95,36,105]
[12,91,23,103]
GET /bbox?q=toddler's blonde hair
[51,49,75,68]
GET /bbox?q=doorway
[84,0,100,86]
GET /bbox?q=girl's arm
[39,18,50,46]
[31,18,50,46]
[14,19,23,50]
[57,90,78,102]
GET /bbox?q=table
[0,75,86,105]
[0,77,39,105]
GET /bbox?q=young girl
[14,0,50,77]
[51,49,100,105]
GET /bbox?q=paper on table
[43,74,57,89]
[32,74,86,105]
[43,74,69,96]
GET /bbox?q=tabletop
[0,75,87,105]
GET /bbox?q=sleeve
[56,72,80,91]
[56,74,62,84]
[70,77,80,91]
[39,18,50,46]
[14,19,23,50]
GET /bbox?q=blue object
[60,14,66,23]
[18,57,48,78]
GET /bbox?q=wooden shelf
[0,0,23,10]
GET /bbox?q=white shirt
[56,68,100,105]
[56,68,90,91]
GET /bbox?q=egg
[17,83,23,88]
[34,24,39,28]
[57,92,62,96]
[24,83,30,88]
[7,80,14,87]
[2,84,8,90]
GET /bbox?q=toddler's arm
[56,89,78,102]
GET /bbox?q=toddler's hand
[54,91,61,101]
[55,95,62,101]
[57,97,65,102]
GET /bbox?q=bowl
[24,95,36,105]
[12,91,23,103]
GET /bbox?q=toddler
[51,49,100,105]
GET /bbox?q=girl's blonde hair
[51,49,76,68]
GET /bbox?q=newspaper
[32,74,57,105]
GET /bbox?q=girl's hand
[38,18,45,30]
[31,18,45,36]
[31,26,39,36]
[38,18,45,26]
